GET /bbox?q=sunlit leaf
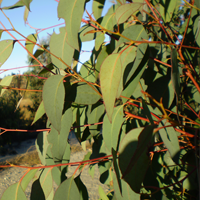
[58,0,85,50]
[35,131,49,165]
[0,29,4,39]
[115,2,143,24]
[25,33,37,55]
[98,185,109,200]
[0,75,13,96]
[92,0,106,20]
[67,82,101,105]
[158,120,180,163]
[103,105,124,152]
[100,53,122,122]
[1,182,27,200]
[54,176,80,200]
[2,0,32,10]
[79,25,96,42]
[50,27,74,69]
[43,75,65,132]
[0,40,14,67]
[21,169,38,191]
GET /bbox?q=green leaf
[158,120,180,163]
[39,168,53,199]
[39,63,54,75]
[194,16,200,47]
[24,6,29,23]
[142,99,154,125]
[92,0,106,20]
[95,32,105,51]
[80,61,96,83]
[47,108,72,163]
[171,48,180,100]
[100,53,122,122]
[74,174,89,200]
[21,169,38,191]
[54,177,80,200]
[95,44,113,81]
[25,33,37,55]
[1,182,27,200]
[35,131,50,165]
[32,101,45,125]
[58,0,85,50]
[88,103,105,136]
[113,172,140,200]
[102,105,124,152]
[2,0,32,10]
[59,108,73,157]
[0,75,13,95]
[0,40,14,67]
[159,0,177,22]
[119,126,154,193]
[0,29,4,39]
[98,185,109,200]
[50,27,75,69]
[115,2,143,24]
[67,82,101,105]
[43,75,65,132]
[79,25,96,42]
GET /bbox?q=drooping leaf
[25,33,37,55]
[24,6,29,23]
[158,120,180,163]
[1,182,27,200]
[47,108,72,164]
[80,61,96,83]
[74,174,89,200]
[95,32,105,51]
[32,100,45,125]
[102,105,124,152]
[0,40,14,67]
[21,169,38,191]
[79,25,96,42]
[57,0,85,50]
[39,63,54,75]
[35,131,50,165]
[171,48,180,101]
[159,0,177,22]
[54,176,80,200]
[0,75,13,95]
[115,2,143,24]
[92,0,106,20]
[142,98,154,125]
[39,168,53,199]
[43,75,65,132]
[2,0,32,10]
[88,103,105,136]
[95,44,113,80]
[100,53,122,122]
[50,27,75,69]
[0,29,4,39]
[113,171,140,200]
[193,16,200,47]
[67,82,101,105]
[98,185,109,200]
[119,125,154,193]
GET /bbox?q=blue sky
[0,0,113,78]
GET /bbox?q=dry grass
[0,142,92,169]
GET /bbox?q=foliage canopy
[0,0,200,199]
